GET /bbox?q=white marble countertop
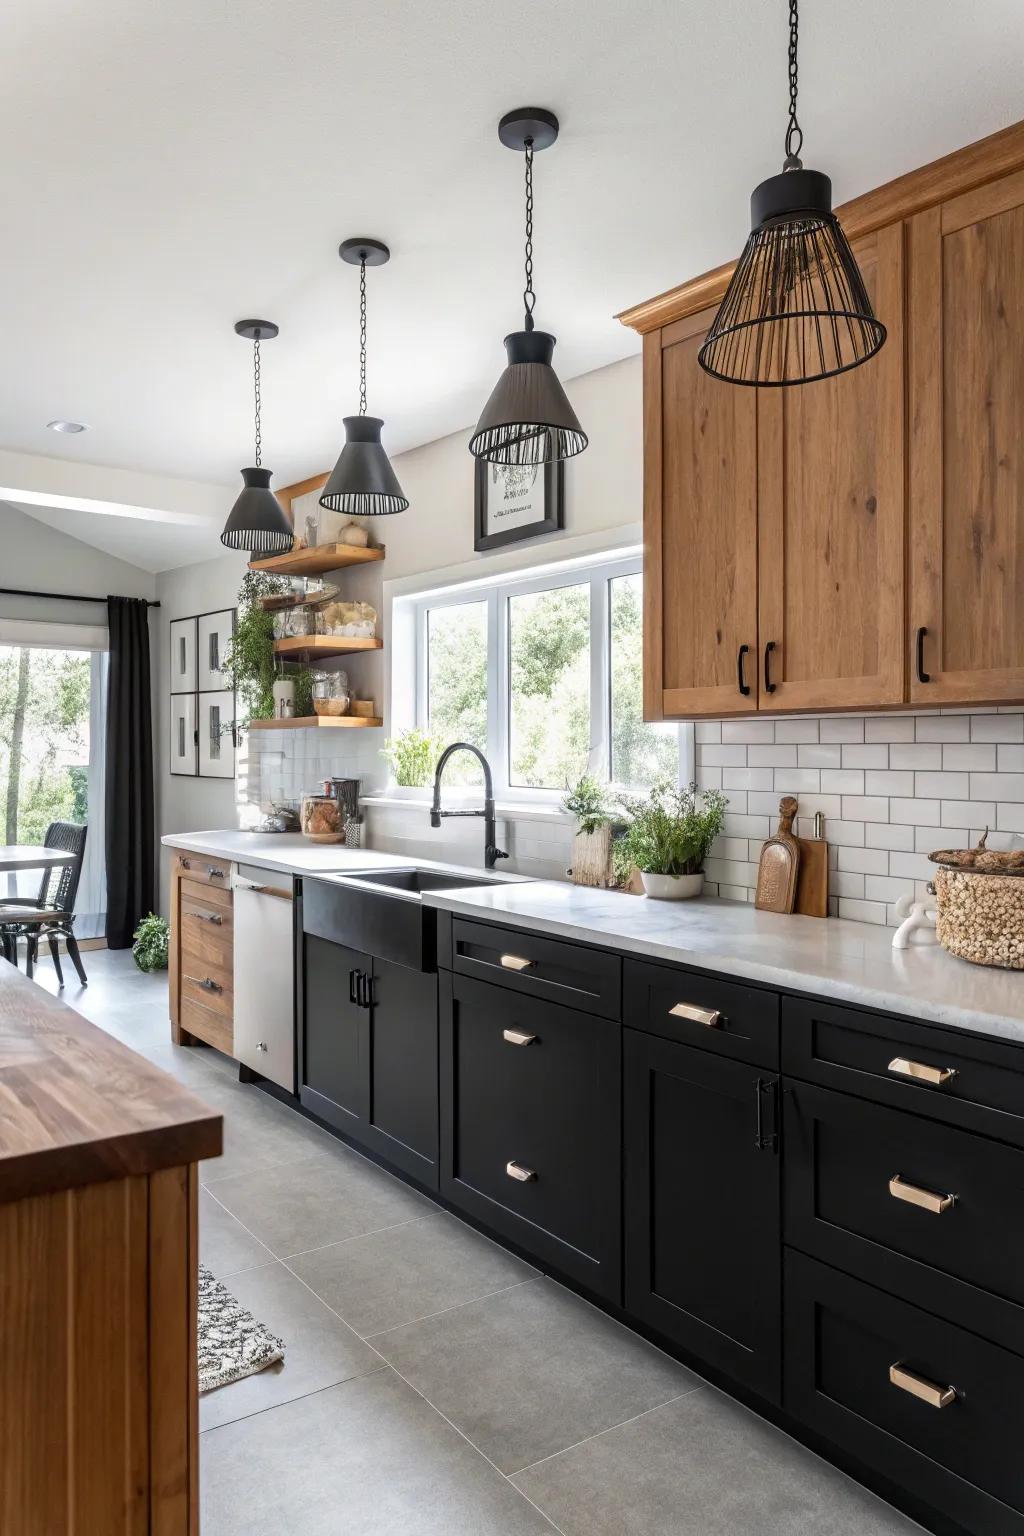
[159,829,527,885]
[424,882,1024,1045]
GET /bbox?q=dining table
[0,846,77,875]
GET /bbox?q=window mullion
[590,574,610,781]
[489,587,508,798]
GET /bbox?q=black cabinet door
[363,958,439,1188]
[624,1028,781,1402]
[300,934,370,1132]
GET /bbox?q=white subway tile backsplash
[971,773,1024,802]
[837,845,889,875]
[889,743,942,769]
[797,744,842,768]
[723,720,775,744]
[840,744,888,768]
[943,743,996,771]
[865,770,915,796]
[915,771,970,798]
[942,800,995,828]
[748,745,798,767]
[866,823,915,851]
[820,717,865,743]
[694,722,722,743]
[723,767,775,791]
[776,767,820,792]
[997,805,1024,833]
[723,813,770,838]
[698,744,748,766]
[832,871,865,899]
[888,851,936,881]
[890,798,941,825]
[820,769,865,794]
[997,745,1024,771]
[841,796,890,822]
[915,716,970,742]
[971,714,1024,742]
[818,819,867,848]
[696,766,723,791]
[774,719,819,743]
[864,874,915,903]
[865,716,915,741]
[917,823,966,851]
[838,898,888,924]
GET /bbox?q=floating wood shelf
[273,635,382,660]
[258,583,339,612]
[249,542,384,577]
[248,714,382,730]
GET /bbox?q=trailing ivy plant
[223,569,312,726]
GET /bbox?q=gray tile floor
[36,948,922,1535]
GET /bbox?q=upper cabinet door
[756,224,906,713]
[909,175,1024,704]
[645,309,759,719]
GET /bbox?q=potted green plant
[223,570,313,727]
[381,727,438,793]
[562,774,617,887]
[132,913,169,972]
[617,781,728,899]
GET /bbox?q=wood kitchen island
[0,959,222,1535]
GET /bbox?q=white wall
[0,500,155,622]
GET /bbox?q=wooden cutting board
[755,797,801,913]
[795,825,829,918]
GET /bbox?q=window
[408,551,685,799]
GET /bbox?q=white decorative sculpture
[891,890,938,949]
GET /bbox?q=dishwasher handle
[233,875,293,901]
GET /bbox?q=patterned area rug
[198,1264,285,1394]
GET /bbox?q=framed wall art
[197,688,236,778]
[474,459,564,552]
[197,608,235,691]
[169,607,236,779]
[170,693,198,776]
[169,616,197,692]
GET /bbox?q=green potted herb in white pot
[381,727,438,797]
[618,782,728,899]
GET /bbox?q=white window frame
[410,553,687,802]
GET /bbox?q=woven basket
[933,866,1024,969]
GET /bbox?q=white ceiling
[3,0,1024,568]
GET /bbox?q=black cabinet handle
[755,1078,779,1152]
[763,641,777,695]
[349,968,360,1005]
[916,626,931,684]
[737,644,751,697]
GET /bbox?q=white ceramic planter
[640,871,704,901]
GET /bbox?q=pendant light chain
[359,256,368,415]
[784,0,803,168]
[252,334,262,468]
[523,138,536,332]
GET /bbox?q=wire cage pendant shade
[221,320,292,556]
[320,238,407,517]
[699,0,885,388]
[469,108,588,466]
[698,169,886,386]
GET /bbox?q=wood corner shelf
[248,542,384,577]
[248,714,383,730]
[273,635,383,661]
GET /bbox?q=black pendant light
[699,0,886,387]
[221,320,293,556]
[469,108,588,466]
[319,239,408,517]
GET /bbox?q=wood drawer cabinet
[624,1029,781,1401]
[170,856,234,1054]
[451,918,621,1020]
[785,1250,1024,1535]
[173,851,231,889]
[785,1080,1024,1356]
[624,956,779,1067]
[439,970,621,1300]
[782,995,1024,1148]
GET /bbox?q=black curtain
[105,596,155,947]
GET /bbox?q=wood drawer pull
[206,866,226,879]
[506,1160,537,1182]
[191,911,223,925]
[888,1057,957,1087]
[669,1001,722,1028]
[500,954,534,971]
[889,1363,956,1409]
[503,1028,538,1046]
[184,974,222,994]
[889,1175,955,1215]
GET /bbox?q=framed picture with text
[474,459,564,552]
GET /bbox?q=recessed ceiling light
[47,419,87,434]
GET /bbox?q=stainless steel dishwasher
[232,863,295,1092]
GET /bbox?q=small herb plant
[561,774,612,835]
[381,727,438,788]
[132,913,169,973]
[617,781,728,878]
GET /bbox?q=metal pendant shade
[468,329,587,466]
[220,320,292,556]
[221,466,292,555]
[699,0,885,388]
[320,238,407,517]
[319,415,408,515]
[470,108,587,466]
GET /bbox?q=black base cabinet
[623,1028,781,1402]
[300,933,439,1188]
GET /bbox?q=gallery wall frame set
[169,609,236,778]
[474,459,564,552]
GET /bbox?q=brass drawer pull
[888,1057,957,1087]
[192,912,223,925]
[889,1363,956,1409]
[889,1175,955,1215]
[184,974,222,994]
[207,866,226,879]
[503,1028,538,1046]
[500,954,534,971]
[506,1160,537,1182]
[669,1001,722,1028]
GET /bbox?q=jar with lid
[311,668,351,717]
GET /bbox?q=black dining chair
[0,821,89,985]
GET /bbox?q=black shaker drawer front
[785,1251,1024,1535]
[785,1082,1024,1355]
[440,971,621,1301]
[783,995,1024,1149]
[451,918,621,1019]
[625,958,779,1068]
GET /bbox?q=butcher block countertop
[0,959,222,1203]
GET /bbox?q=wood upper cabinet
[756,225,905,711]
[644,308,758,719]
[909,170,1024,704]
